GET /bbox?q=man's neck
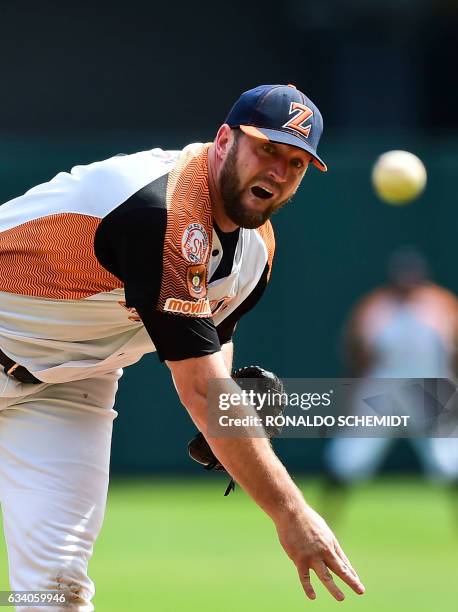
[207,143,239,232]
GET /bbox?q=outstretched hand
[276,505,365,601]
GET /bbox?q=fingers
[334,541,360,581]
[298,549,365,602]
[312,561,346,601]
[297,568,316,601]
[325,553,365,596]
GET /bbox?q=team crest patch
[187,264,207,299]
[181,223,209,264]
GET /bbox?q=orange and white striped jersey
[0,143,274,382]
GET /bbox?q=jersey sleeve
[216,221,275,345]
[215,263,269,344]
[94,185,220,362]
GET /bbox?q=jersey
[348,284,458,378]
[0,143,274,383]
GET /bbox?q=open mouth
[251,185,274,200]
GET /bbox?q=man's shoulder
[417,283,458,310]
[104,143,209,204]
[60,147,187,217]
[69,147,181,184]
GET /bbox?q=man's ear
[214,124,233,163]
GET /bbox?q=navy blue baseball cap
[225,84,327,172]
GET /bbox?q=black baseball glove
[188,365,285,495]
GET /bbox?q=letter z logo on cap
[282,102,313,138]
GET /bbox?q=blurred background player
[322,247,458,524]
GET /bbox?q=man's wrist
[262,475,311,525]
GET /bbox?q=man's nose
[268,159,288,183]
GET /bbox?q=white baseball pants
[325,436,458,481]
[0,369,120,611]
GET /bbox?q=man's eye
[292,159,304,169]
[262,144,275,154]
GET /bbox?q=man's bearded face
[219,135,292,229]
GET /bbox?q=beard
[219,139,291,229]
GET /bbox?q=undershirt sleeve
[94,201,221,362]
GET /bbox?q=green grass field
[1,477,457,611]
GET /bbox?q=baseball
[371,150,427,205]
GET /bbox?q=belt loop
[6,362,20,377]
[0,350,41,384]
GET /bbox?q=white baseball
[371,150,427,205]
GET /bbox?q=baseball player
[323,248,458,522]
[0,84,365,610]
